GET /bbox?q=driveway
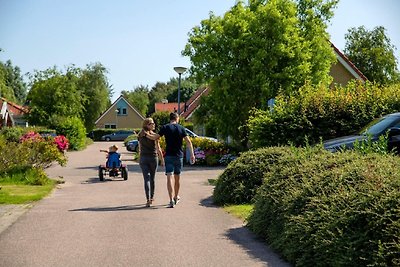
[0,142,290,267]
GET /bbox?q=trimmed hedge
[213,146,291,204]
[245,147,400,267]
[248,81,400,148]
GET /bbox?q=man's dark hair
[170,112,179,121]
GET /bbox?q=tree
[26,67,84,126]
[344,26,400,85]
[183,0,337,143]
[26,64,112,131]
[78,63,112,131]
[0,60,27,103]
[122,85,150,116]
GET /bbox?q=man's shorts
[164,156,183,175]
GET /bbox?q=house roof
[94,95,145,124]
[181,86,209,120]
[0,97,29,116]
[330,42,368,82]
[155,102,185,113]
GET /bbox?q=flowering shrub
[54,135,69,152]
[19,131,43,142]
[194,148,206,164]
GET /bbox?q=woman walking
[137,118,164,207]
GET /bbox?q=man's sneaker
[168,200,175,208]
[174,196,180,205]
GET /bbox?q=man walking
[146,112,195,208]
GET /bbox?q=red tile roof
[155,102,185,113]
[330,42,368,82]
[0,97,29,116]
[181,87,209,119]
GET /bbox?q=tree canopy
[26,63,112,131]
[183,0,337,143]
[122,85,150,116]
[0,60,27,104]
[344,26,400,85]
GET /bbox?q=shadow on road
[199,196,218,208]
[225,227,289,267]
[81,177,128,184]
[69,204,168,212]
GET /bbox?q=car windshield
[358,116,400,136]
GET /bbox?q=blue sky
[1,0,399,102]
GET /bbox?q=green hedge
[245,147,400,267]
[248,81,400,148]
[213,146,291,204]
[51,117,86,150]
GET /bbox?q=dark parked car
[323,113,400,154]
[126,139,139,152]
[101,130,135,141]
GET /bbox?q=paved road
[0,142,290,267]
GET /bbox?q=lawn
[0,182,56,204]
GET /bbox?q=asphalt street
[0,142,290,267]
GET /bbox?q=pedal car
[98,150,128,181]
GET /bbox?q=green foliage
[353,133,390,155]
[246,146,400,267]
[151,111,170,132]
[0,127,27,142]
[51,116,86,150]
[122,85,150,116]
[0,166,51,186]
[0,134,67,173]
[26,64,112,131]
[247,81,400,148]
[184,0,336,142]
[0,60,27,103]
[344,26,400,85]
[213,146,291,205]
[78,63,112,132]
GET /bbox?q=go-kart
[98,153,128,181]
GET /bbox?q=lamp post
[115,109,119,129]
[174,66,187,114]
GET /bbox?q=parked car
[126,139,139,152]
[323,113,400,154]
[101,130,135,141]
[185,128,218,142]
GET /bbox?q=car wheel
[105,137,111,141]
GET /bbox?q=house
[0,97,29,128]
[154,102,185,114]
[94,96,145,129]
[330,42,368,86]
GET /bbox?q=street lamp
[115,109,119,129]
[174,66,187,114]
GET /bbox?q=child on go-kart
[100,145,121,169]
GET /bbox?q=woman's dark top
[138,135,157,157]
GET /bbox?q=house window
[122,108,127,115]
[105,124,116,129]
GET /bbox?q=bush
[51,116,86,150]
[248,81,400,148]
[247,147,400,267]
[0,133,67,173]
[213,146,291,205]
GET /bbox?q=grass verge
[223,204,254,222]
[0,181,56,204]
